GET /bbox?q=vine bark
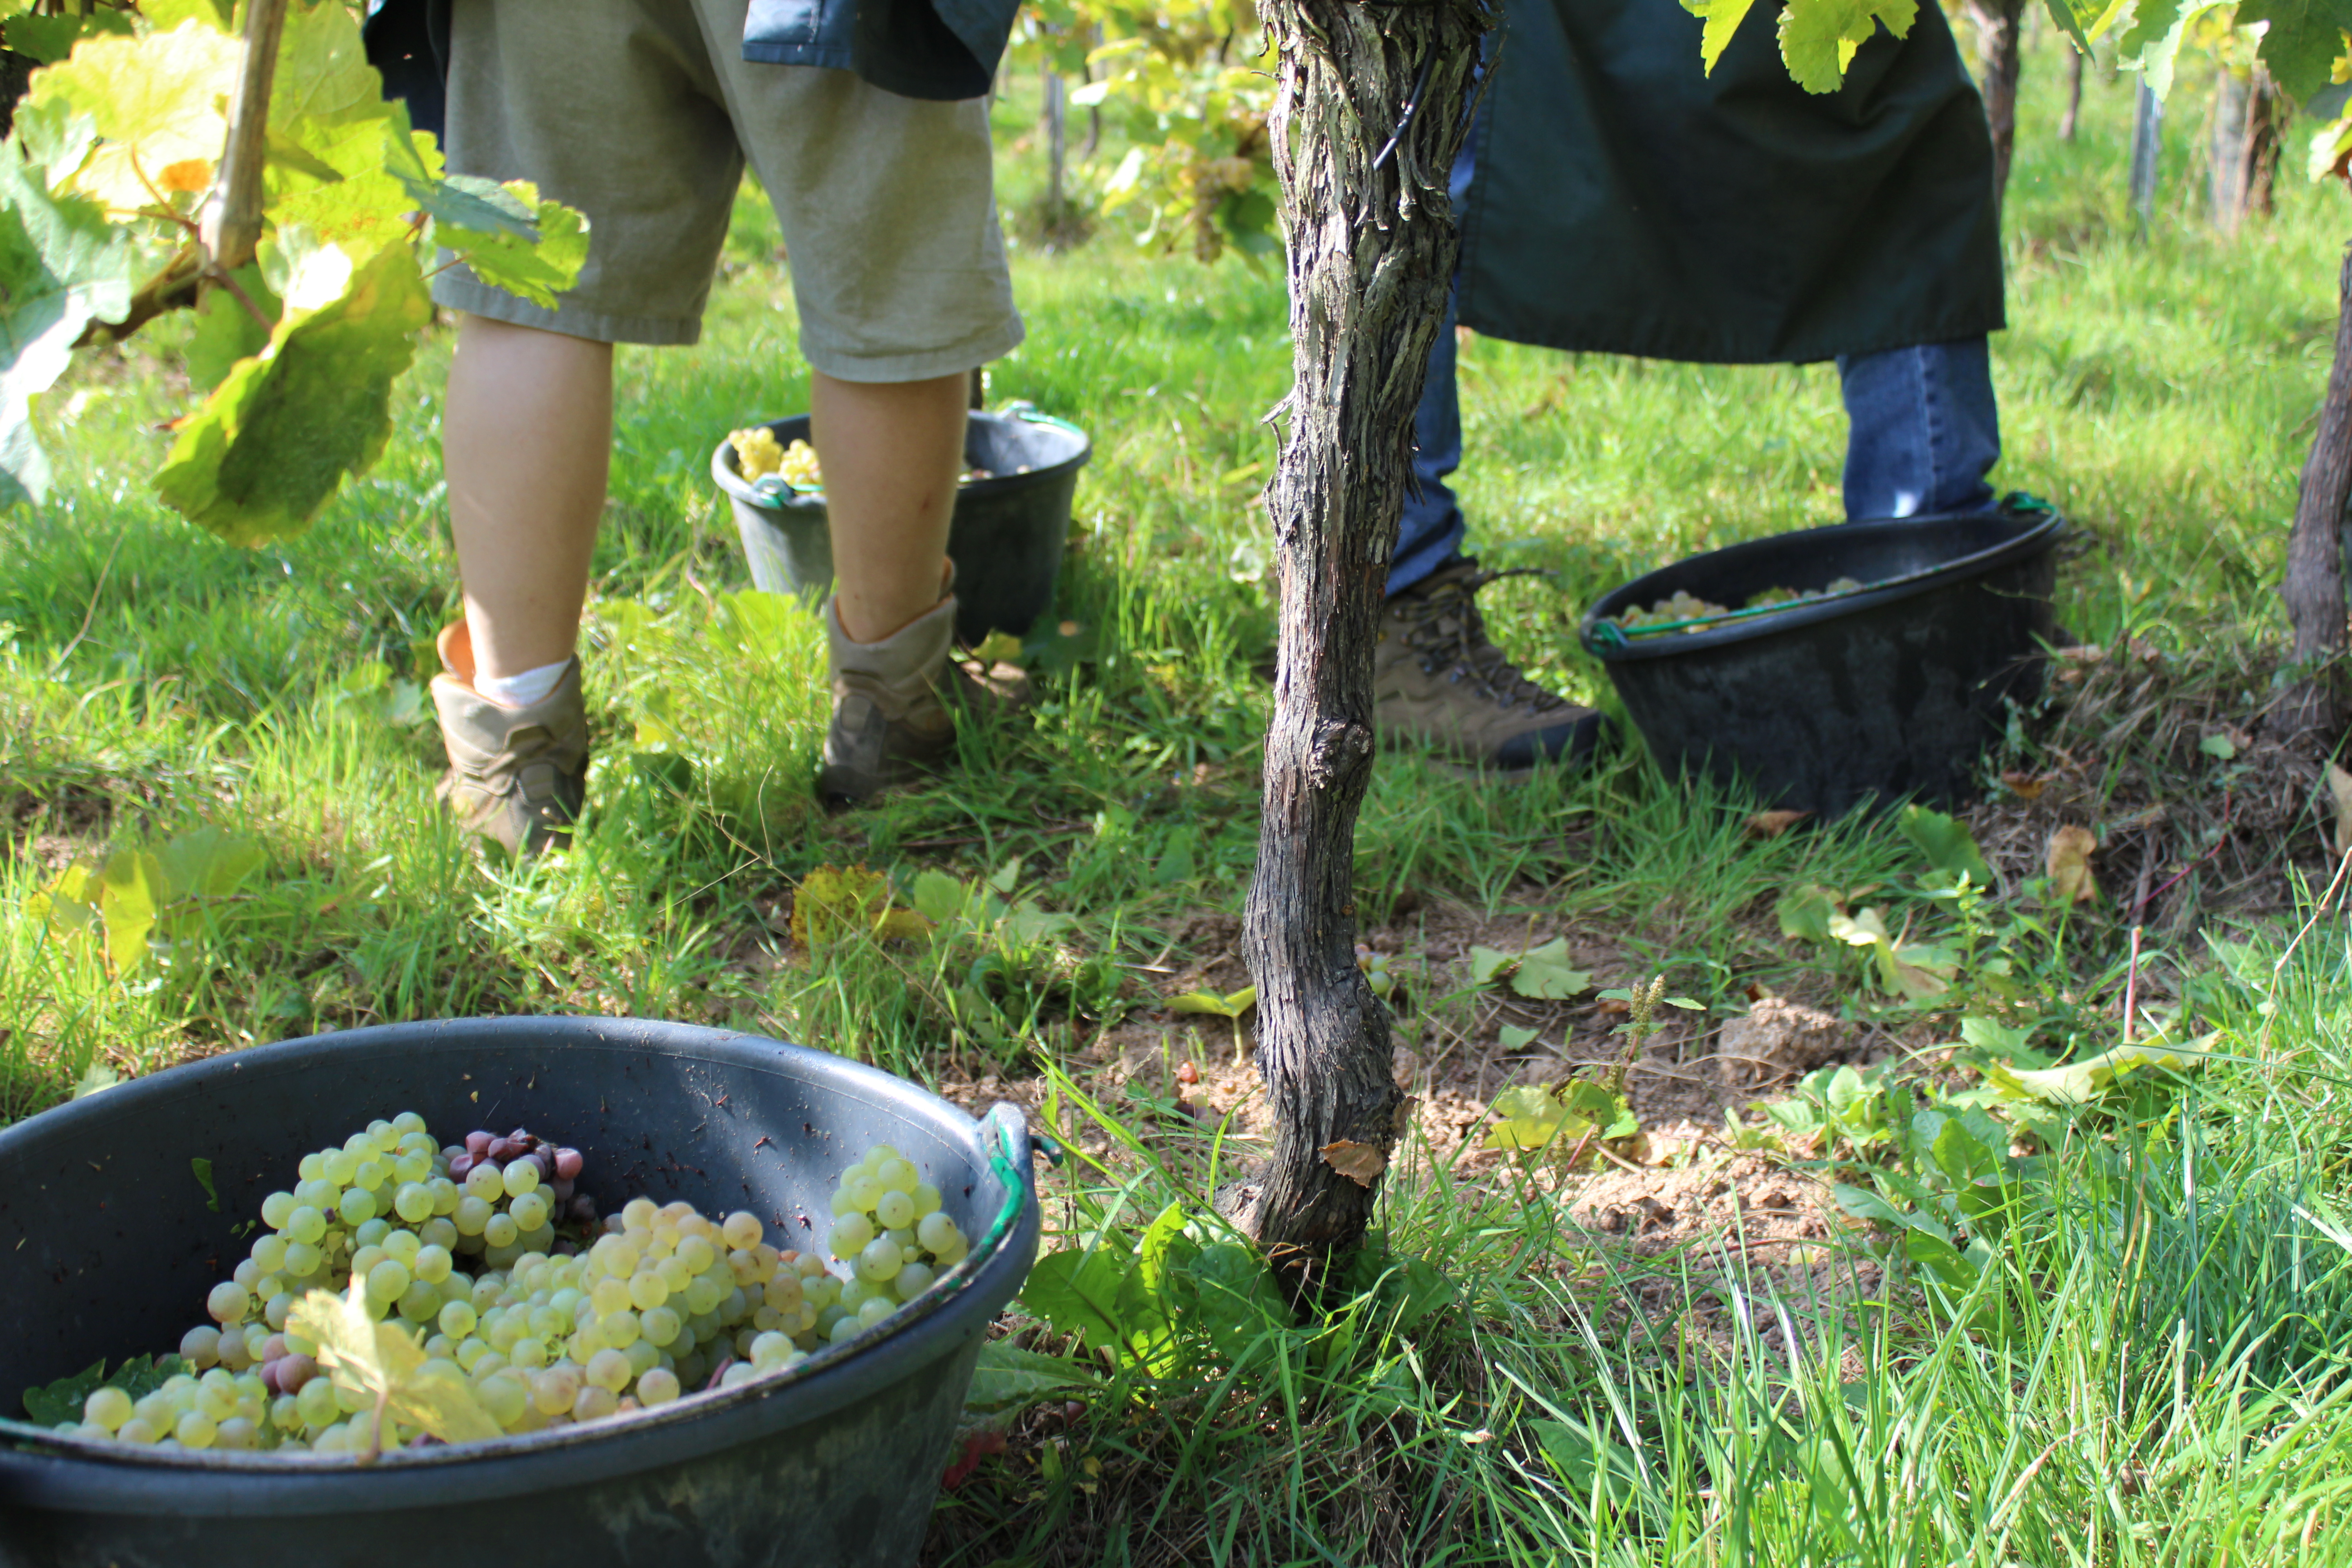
[1234,0,1491,1289]
[2275,244,2352,743]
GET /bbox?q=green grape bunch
[48,1111,970,1455]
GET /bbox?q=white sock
[475,658,569,710]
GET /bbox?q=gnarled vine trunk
[2275,244,2352,743]
[1234,0,1491,1290]
[1965,0,2027,211]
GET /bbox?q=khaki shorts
[431,0,1024,381]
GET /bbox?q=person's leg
[1836,336,2002,519]
[444,316,613,681]
[1389,285,1468,596]
[810,369,965,643]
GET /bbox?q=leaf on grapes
[20,1353,189,1428]
[0,139,137,505]
[1774,0,1917,93]
[1897,804,1994,886]
[292,1280,503,1448]
[190,1156,220,1213]
[183,264,282,394]
[154,240,432,546]
[2045,824,2099,906]
[1167,985,1256,1018]
[439,179,591,311]
[26,23,244,213]
[1320,1138,1387,1186]
[789,865,931,948]
[1497,1023,1541,1051]
[96,848,162,973]
[1680,0,1762,72]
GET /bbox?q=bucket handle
[968,1103,1045,1271]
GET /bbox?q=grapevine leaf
[291,1279,502,1447]
[269,0,387,129]
[24,23,244,214]
[788,865,931,947]
[2238,0,2352,104]
[438,180,591,311]
[183,263,281,394]
[5,8,134,67]
[0,141,135,505]
[1320,1138,1387,1186]
[2039,0,2095,53]
[154,240,433,545]
[141,0,234,29]
[1680,0,1762,73]
[1774,0,1917,94]
[2045,824,2099,905]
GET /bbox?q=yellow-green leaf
[26,23,243,212]
[1681,0,1762,72]
[97,848,162,973]
[440,180,591,311]
[1984,1034,2215,1105]
[1169,985,1256,1018]
[1774,0,1917,94]
[155,240,434,545]
[291,1280,502,1448]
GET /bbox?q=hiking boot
[430,621,589,857]
[817,593,1029,809]
[1374,556,1611,774]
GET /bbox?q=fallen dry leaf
[1744,809,1811,838]
[2328,764,2352,858]
[1320,1138,1387,1186]
[2000,770,2047,801]
[2047,825,2100,905]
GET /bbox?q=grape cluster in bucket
[46,1112,969,1455]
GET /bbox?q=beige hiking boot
[430,621,589,857]
[818,593,1029,810]
[1374,557,1611,774]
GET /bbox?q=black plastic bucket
[0,1018,1040,1568]
[1578,503,2065,816]
[712,405,1091,646]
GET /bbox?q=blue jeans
[1392,160,2004,592]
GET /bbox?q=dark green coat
[1455,0,2004,364]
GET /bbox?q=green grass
[8,24,2352,1564]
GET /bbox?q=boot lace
[1393,565,1571,712]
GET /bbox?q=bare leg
[811,369,967,642]
[444,315,614,679]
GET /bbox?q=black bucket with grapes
[1578,500,2065,817]
[0,1017,1040,1568]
